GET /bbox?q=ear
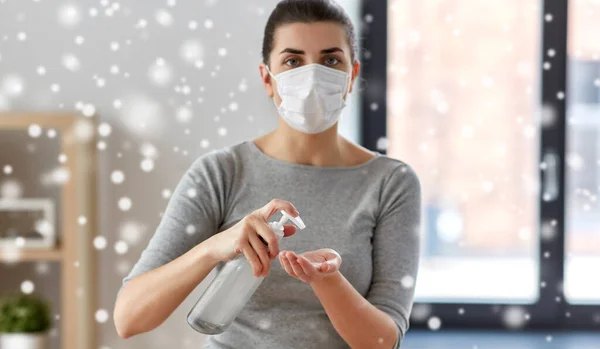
[348,60,361,94]
[259,63,274,98]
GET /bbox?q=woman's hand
[279,248,342,284]
[207,199,299,277]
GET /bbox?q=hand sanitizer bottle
[187,210,306,334]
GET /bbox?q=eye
[325,56,341,66]
[284,57,301,67]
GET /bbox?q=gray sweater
[121,140,422,349]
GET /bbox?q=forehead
[272,21,350,53]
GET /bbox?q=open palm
[279,248,342,284]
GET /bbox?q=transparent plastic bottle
[187,210,306,334]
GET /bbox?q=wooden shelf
[1,112,98,349]
[0,248,62,261]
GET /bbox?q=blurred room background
[0,0,599,348]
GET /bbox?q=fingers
[256,199,299,221]
[279,252,297,279]
[296,255,318,278]
[286,252,310,283]
[249,216,279,259]
[248,232,271,276]
[241,244,263,277]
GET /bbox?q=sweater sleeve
[118,149,235,294]
[365,163,422,348]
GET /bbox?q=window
[386,0,541,303]
[360,0,600,329]
[564,0,600,304]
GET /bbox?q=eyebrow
[279,47,344,55]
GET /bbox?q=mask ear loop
[265,65,277,81]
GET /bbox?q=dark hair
[262,0,358,67]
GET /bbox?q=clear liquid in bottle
[187,211,305,334]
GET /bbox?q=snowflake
[21,280,35,294]
[111,170,125,184]
[98,123,112,137]
[118,197,132,211]
[427,316,441,331]
[149,58,173,86]
[58,4,81,28]
[95,309,109,323]
[114,240,129,255]
[187,188,197,198]
[2,75,24,97]
[400,275,414,289]
[502,306,527,329]
[180,39,204,64]
[17,32,27,41]
[155,9,173,27]
[176,106,193,123]
[186,224,196,235]
[93,236,107,250]
[120,221,145,245]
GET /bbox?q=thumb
[282,224,297,237]
[320,260,338,273]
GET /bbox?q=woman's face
[260,21,360,105]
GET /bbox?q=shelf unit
[0,113,98,349]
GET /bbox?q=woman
[113,0,421,348]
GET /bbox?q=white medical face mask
[267,63,351,134]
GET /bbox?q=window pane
[387,0,541,303]
[564,0,600,304]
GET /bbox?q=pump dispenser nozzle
[268,210,306,240]
[275,210,306,230]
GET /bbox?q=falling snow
[176,106,193,123]
[111,170,125,184]
[1,179,23,199]
[119,221,146,245]
[502,306,527,329]
[95,309,109,323]
[21,280,35,294]
[185,224,196,235]
[1,75,24,97]
[93,236,107,250]
[180,39,204,64]
[98,123,112,137]
[427,316,442,331]
[400,275,415,289]
[155,9,173,26]
[114,240,129,255]
[141,158,154,172]
[149,58,173,86]
[57,3,81,28]
[118,197,132,211]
